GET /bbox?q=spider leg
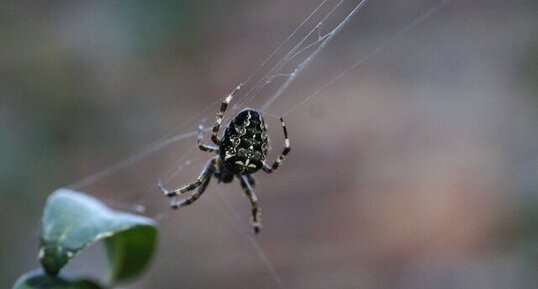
[197,120,219,153]
[211,84,243,146]
[171,169,213,208]
[262,117,290,174]
[238,175,261,234]
[196,169,214,193]
[158,157,217,209]
[246,174,257,187]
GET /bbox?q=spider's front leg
[158,157,217,209]
[211,84,243,146]
[238,175,261,234]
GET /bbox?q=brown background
[2,0,538,288]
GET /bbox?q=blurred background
[2,0,538,288]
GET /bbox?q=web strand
[241,0,331,90]
[260,0,371,112]
[282,0,454,117]
[68,130,199,190]
[238,0,346,109]
[212,190,284,288]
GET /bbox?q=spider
[158,84,291,234]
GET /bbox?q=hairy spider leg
[262,117,290,173]
[198,120,219,153]
[158,157,218,208]
[211,84,243,146]
[239,175,261,234]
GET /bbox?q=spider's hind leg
[239,175,261,234]
[246,174,257,187]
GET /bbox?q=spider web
[65,0,453,287]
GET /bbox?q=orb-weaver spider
[158,84,291,234]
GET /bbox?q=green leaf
[104,225,157,282]
[39,188,157,284]
[12,270,103,289]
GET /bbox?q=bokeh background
[2,0,538,288]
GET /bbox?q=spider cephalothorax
[158,84,290,234]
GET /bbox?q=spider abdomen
[220,109,268,174]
